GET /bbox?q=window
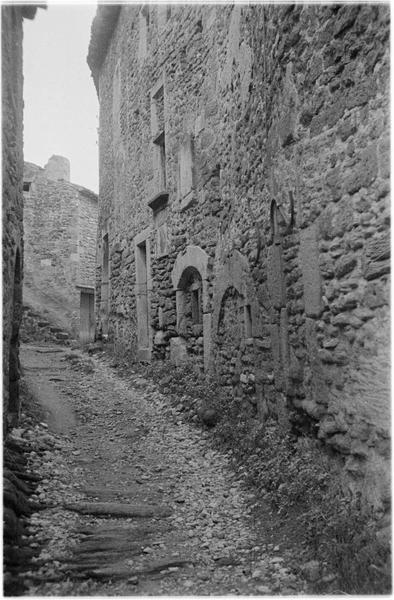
[154,204,169,257]
[138,5,149,61]
[244,304,252,337]
[178,134,195,209]
[153,131,166,191]
[23,181,31,192]
[148,189,169,258]
[157,5,171,31]
[151,81,166,192]
[191,285,202,325]
[151,83,164,138]
[271,200,285,245]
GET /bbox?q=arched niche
[177,266,203,337]
[212,250,255,337]
[171,245,209,291]
[171,245,211,371]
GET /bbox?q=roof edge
[87,4,121,94]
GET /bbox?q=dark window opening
[153,131,166,190]
[245,304,252,337]
[23,181,31,192]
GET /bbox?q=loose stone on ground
[16,343,307,595]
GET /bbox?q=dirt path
[19,343,306,595]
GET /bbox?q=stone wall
[23,158,98,338]
[89,5,390,507]
[2,6,25,430]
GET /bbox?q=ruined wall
[23,158,98,337]
[2,6,25,429]
[92,5,390,507]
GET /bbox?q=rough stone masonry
[22,156,98,342]
[2,4,41,431]
[88,5,390,509]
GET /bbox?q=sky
[23,3,99,192]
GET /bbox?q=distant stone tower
[43,154,70,182]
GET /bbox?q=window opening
[245,304,252,337]
[191,285,202,325]
[138,6,149,60]
[151,83,166,192]
[178,135,194,208]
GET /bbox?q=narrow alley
[3,4,390,596]
[11,341,306,596]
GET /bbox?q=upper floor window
[157,4,171,31]
[151,80,166,192]
[178,134,195,210]
[151,82,164,138]
[138,5,150,61]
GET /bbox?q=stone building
[23,156,98,343]
[2,4,42,430]
[88,5,390,507]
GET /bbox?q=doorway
[80,289,95,344]
[135,237,151,360]
[101,233,109,334]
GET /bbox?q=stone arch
[171,245,209,291]
[171,245,211,370]
[212,250,254,337]
[214,285,245,391]
[211,249,275,418]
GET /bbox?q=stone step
[65,557,193,581]
[63,501,173,518]
[56,332,69,340]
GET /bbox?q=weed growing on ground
[141,360,391,594]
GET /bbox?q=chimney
[43,155,70,182]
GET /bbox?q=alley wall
[23,157,98,338]
[90,5,390,508]
[2,5,25,430]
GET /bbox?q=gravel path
[18,343,306,595]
